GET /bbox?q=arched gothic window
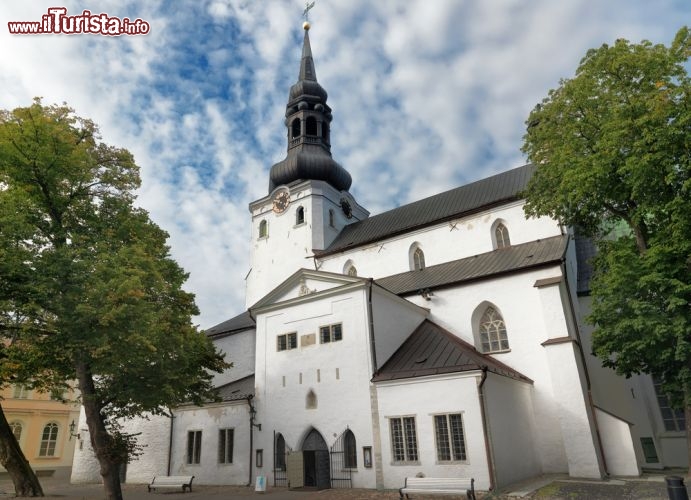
[409,243,426,271]
[10,421,22,441]
[344,429,357,468]
[275,433,286,471]
[495,223,511,249]
[347,265,357,277]
[306,116,318,136]
[39,422,59,457]
[296,206,305,225]
[479,306,509,353]
[259,220,268,238]
[413,248,425,270]
[306,389,317,410]
[291,118,301,139]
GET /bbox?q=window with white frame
[187,430,202,464]
[479,306,509,353]
[277,332,297,351]
[319,323,342,344]
[39,422,58,457]
[389,416,418,463]
[218,428,234,464]
[13,385,30,399]
[434,413,467,462]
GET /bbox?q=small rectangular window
[389,416,418,463]
[277,332,297,351]
[319,323,343,344]
[218,428,234,464]
[187,430,202,465]
[640,437,659,463]
[434,413,467,462]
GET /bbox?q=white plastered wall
[210,328,256,388]
[317,202,561,281]
[252,287,379,488]
[483,373,540,487]
[169,402,251,485]
[375,374,491,491]
[595,408,640,476]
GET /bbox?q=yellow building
[2,384,80,479]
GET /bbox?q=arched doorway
[302,428,330,489]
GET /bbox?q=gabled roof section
[204,311,255,338]
[318,164,536,256]
[372,320,532,383]
[216,374,255,402]
[249,268,366,312]
[376,235,568,295]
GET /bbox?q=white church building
[71,25,687,492]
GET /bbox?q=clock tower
[246,23,368,306]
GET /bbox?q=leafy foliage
[522,27,691,406]
[0,99,229,498]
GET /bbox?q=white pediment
[250,268,364,311]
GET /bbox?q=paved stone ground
[1,473,689,499]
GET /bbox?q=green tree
[0,99,229,500]
[522,27,691,467]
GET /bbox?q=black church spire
[268,24,352,193]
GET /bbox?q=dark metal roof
[372,320,532,383]
[318,164,536,256]
[216,374,255,402]
[204,311,255,338]
[376,235,568,296]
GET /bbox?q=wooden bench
[400,477,475,499]
[147,475,194,493]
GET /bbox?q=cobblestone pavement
[1,474,689,499]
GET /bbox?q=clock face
[272,191,290,213]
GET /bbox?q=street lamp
[68,420,80,441]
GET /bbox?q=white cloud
[0,0,688,327]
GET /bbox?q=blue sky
[0,1,687,328]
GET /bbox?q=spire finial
[302,1,315,30]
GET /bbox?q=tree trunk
[0,403,44,497]
[75,361,123,500]
[686,402,691,478]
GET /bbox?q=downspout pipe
[167,411,175,476]
[367,278,378,371]
[247,396,255,486]
[478,366,496,491]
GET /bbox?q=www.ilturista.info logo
[8,7,150,36]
